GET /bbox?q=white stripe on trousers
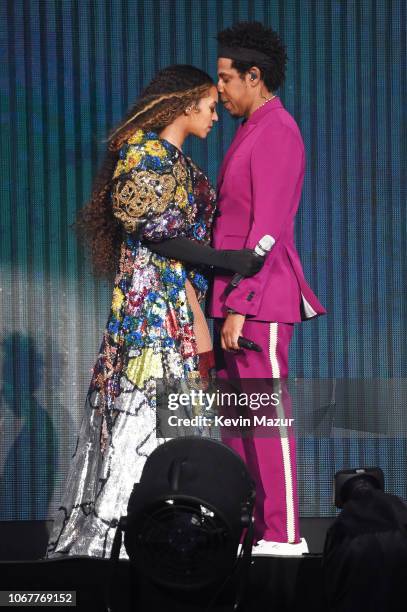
[268,323,296,543]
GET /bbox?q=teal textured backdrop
[0,0,405,519]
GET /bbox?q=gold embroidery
[185,203,195,225]
[173,161,188,185]
[112,171,177,233]
[174,185,188,209]
[157,173,177,210]
[112,179,144,232]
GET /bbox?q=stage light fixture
[334,466,384,509]
[111,437,255,592]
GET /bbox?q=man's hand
[221,313,246,351]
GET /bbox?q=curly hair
[216,21,287,92]
[76,65,214,277]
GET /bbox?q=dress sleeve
[111,132,191,241]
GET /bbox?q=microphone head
[254,234,275,256]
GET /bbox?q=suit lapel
[217,98,284,192]
[217,123,257,190]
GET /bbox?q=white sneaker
[250,537,309,557]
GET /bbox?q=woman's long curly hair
[76,65,214,277]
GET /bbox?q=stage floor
[1,554,325,612]
[0,519,332,611]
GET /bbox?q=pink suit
[208,97,326,543]
[209,96,325,322]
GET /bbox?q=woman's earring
[185,106,192,115]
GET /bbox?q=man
[208,22,326,555]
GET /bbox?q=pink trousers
[214,319,300,543]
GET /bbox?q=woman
[47,65,262,558]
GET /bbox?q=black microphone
[229,234,275,289]
[237,336,262,352]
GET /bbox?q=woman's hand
[221,313,246,351]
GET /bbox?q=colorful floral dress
[47,130,217,558]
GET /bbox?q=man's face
[217,57,253,118]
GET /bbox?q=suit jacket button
[247,291,255,301]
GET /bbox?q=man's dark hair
[217,21,287,92]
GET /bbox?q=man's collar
[242,96,283,127]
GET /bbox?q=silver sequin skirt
[47,382,218,559]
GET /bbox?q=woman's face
[187,85,219,138]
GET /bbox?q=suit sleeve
[224,122,304,316]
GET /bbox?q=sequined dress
[47,130,217,558]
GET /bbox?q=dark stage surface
[0,519,332,612]
[1,556,325,612]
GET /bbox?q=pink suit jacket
[208,97,326,323]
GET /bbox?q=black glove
[144,237,264,277]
